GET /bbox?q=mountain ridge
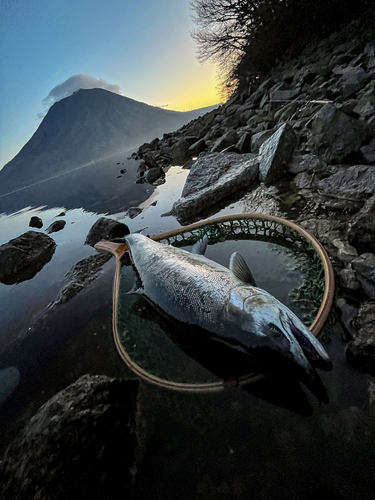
[0,88,218,194]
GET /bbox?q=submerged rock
[0,374,139,500]
[54,252,113,305]
[173,152,258,222]
[0,231,56,285]
[85,217,130,247]
[351,253,375,299]
[46,220,66,234]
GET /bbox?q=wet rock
[346,302,375,374]
[0,367,20,406]
[85,218,130,247]
[318,165,375,200]
[46,220,66,234]
[0,231,56,285]
[211,129,239,153]
[171,137,190,161]
[307,103,374,164]
[173,152,258,222]
[143,153,158,169]
[0,375,139,500]
[347,195,375,251]
[54,253,113,305]
[29,216,43,229]
[336,297,358,339]
[351,253,375,299]
[259,123,297,183]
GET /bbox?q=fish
[125,233,332,379]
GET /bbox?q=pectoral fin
[229,252,257,286]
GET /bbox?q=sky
[0,0,220,168]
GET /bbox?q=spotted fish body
[125,233,332,377]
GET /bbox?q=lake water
[0,150,374,499]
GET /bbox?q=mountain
[0,88,218,195]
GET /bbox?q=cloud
[38,74,121,117]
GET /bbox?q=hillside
[0,88,217,194]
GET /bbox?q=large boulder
[347,195,375,251]
[318,165,375,200]
[258,123,297,183]
[0,231,56,285]
[85,217,130,247]
[0,375,140,500]
[173,152,259,222]
[307,103,374,164]
[346,302,375,374]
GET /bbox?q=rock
[270,88,300,101]
[211,129,239,153]
[143,153,158,168]
[173,152,258,222]
[46,220,66,234]
[0,375,139,500]
[54,253,113,305]
[171,137,190,161]
[351,253,375,299]
[288,154,325,174]
[338,268,360,292]
[332,239,358,263]
[85,218,130,247]
[259,123,297,183]
[235,131,252,154]
[347,195,375,251]
[318,165,375,201]
[126,207,143,219]
[250,129,275,154]
[57,211,66,217]
[337,66,369,98]
[29,216,43,229]
[346,302,375,374]
[359,139,375,164]
[0,367,20,406]
[293,172,313,189]
[307,103,374,164]
[188,138,206,157]
[144,166,165,184]
[0,231,56,285]
[336,297,358,339]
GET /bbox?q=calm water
[0,151,374,500]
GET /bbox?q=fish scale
[126,234,247,336]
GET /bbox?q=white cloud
[38,74,121,117]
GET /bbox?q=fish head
[226,286,332,375]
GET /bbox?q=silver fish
[125,233,332,378]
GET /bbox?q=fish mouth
[287,319,332,371]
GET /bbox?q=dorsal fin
[229,252,257,286]
[191,235,208,255]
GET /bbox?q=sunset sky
[0,0,220,168]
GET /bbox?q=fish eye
[269,324,283,337]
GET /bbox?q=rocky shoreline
[1,10,375,498]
